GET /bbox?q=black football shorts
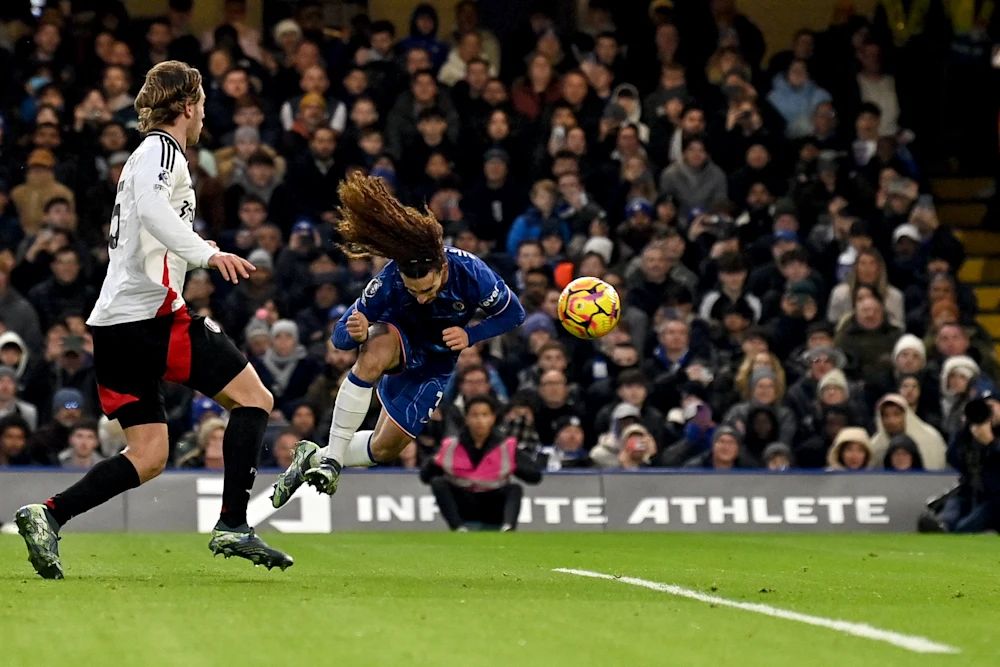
[91,308,248,428]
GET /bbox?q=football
[557,277,621,339]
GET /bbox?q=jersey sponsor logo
[204,317,221,333]
[362,277,382,304]
[158,169,170,183]
[479,281,504,309]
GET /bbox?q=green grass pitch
[1,532,997,666]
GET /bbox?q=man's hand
[208,251,255,284]
[346,310,369,343]
[442,327,469,351]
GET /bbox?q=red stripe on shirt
[155,251,178,318]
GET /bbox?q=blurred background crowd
[0,0,997,475]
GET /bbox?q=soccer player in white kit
[13,61,293,578]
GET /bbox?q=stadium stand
[0,0,997,476]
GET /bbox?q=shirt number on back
[108,203,122,249]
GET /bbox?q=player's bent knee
[127,449,168,482]
[253,386,274,413]
[506,483,523,500]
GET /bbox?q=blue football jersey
[353,247,513,354]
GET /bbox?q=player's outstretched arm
[465,286,526,347]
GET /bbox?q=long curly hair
[336,171,445,277]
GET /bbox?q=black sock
[45,454,141,526]
[220,406,268,528]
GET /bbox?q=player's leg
[302,407,412,493]
[15,422,164,580]
[186,314,292,570]
[272,326,401,507]
[322,324,402,462]
[304,366,448,494]
[15,320,166,579]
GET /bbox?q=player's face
[402,269,444,304]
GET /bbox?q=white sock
[343,430,376,467]
[321,372,372,465]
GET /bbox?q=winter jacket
[833,317,902,377]
[766,75,832,139]
[0,287,42,356]
[657,159,728,220]
[505,206,569,256]
[947,428,1000,503]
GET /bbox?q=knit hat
[818,369,849,394]
[611,402,642,422]
[712,425,742,447]
[52,387,84,412]
[581,236,614,264]
[234,126,260,144]
[942,355,979,382]
[191,395,224,427]
[749,367,776,391]
[520,312,556,339]
[762,441,792,464]
[625,197,653,217]
[483,148,510,164]
[930,300,960,324]
[270,319,299,340]
[892,334,926,363]
[247,248,273,272]
[244,317,269,341]
[300,92,327,110]
[554,415,583,434]
[273,18,303,41]
[893,223,921,244]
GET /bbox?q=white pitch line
[553,568,959,655]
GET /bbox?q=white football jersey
[87,130,217,327]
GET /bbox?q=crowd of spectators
[0,0,996,476]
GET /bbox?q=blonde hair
[734,352,787,401]
[135,60,203,133]
[196,417,227,449]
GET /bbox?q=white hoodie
[869,393,947,470]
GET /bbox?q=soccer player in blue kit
[271,172,525,506]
